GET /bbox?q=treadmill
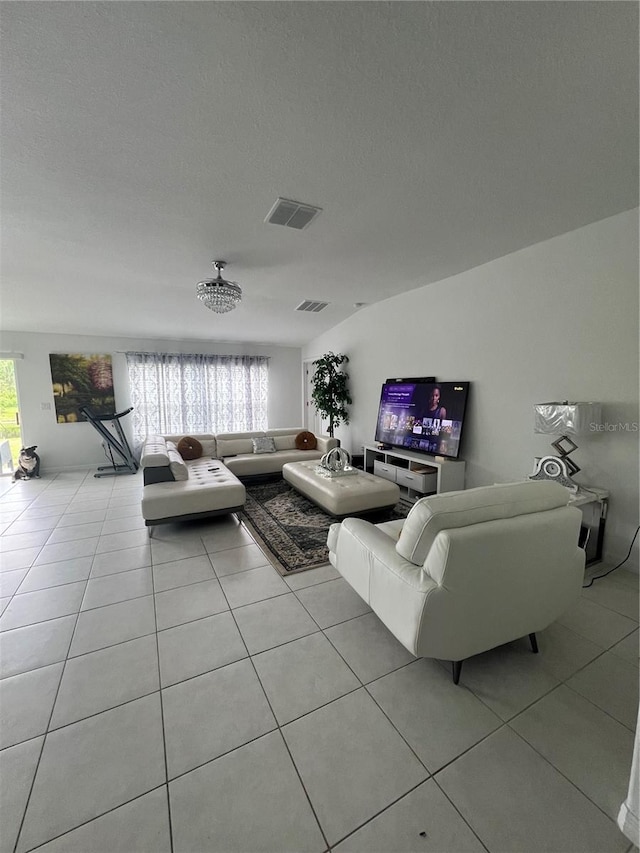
[79,405,139,477]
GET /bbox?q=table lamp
[531,401,601,490]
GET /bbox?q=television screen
[374,380,470,459]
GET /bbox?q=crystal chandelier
[196,260,242,314]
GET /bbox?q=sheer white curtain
[125,352,269,441]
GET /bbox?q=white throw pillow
[252,436,277,454]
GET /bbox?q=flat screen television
[374,380,470,459]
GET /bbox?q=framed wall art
[49,353,115,423]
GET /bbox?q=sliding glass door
[0,359,22,475]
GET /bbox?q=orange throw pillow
[295,430,317,450]
[177,436,203,460]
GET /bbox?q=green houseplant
[311,352,352,438]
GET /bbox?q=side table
[569,486,609,565]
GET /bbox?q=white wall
[0,331,303,471]
[304,209,639,571]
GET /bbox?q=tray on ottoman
[283,460,400,517]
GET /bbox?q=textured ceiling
[1,1,637,346]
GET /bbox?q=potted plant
[311,352,352,438]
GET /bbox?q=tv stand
[364,444,465,500]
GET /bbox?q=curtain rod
[116,351,269,358]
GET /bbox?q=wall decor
[49,353,114,423]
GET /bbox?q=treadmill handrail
[80,406,134,422]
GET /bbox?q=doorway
[0,359,22,475]
[303,359,323,435]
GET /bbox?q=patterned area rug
[240,478,410,575]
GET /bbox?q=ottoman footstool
[282,460,400,517]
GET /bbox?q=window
[125,352,268,440]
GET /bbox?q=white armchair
[327,480,585,684]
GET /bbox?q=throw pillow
[177,436,203,460]
[252,436,277,454]
[295,430,317,450]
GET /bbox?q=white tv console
[364,444,465,501]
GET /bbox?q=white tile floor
[0,470,638,853]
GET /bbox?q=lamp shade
[534,402,601,436]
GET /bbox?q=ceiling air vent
[296,300,329,313]
[265,198,322,230]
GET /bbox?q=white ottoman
[282,460,401,516]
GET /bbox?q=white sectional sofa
[213,428,338,478]
[140,428,338,530]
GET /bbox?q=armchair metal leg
[529,632,539,653]
[452,660,463,684]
